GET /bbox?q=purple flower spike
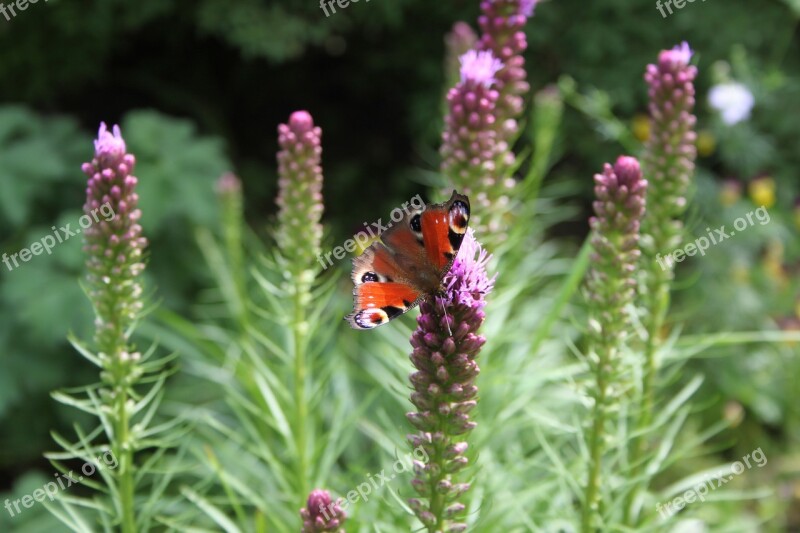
[300,489,346,533]
[642,42,698,268]
[589,157,648,288]
[519,0,537,17]
[94,122,127,167]
[477,0,533,141]
[439,0,534,241]
[441,50,510,235]
[276,110,324,275]
[407,229,494,531]
[628,45,698,518]
[216,172,242,196]
[584,157,647,529]
[82,122,147,361]
[660,41,693,69]
[459,50,503,88]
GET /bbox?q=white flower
[708,82,755,125]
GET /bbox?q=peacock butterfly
[346,191,470,330]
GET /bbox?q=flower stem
[582,157,647,530]
[115,387,136,533]
[624,271,669,524]
[293,283,309,503]
[274,111,324,506]
[582,351,609,531]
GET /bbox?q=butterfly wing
[419,191,470,275]
[346,243,424,329]
[346,191,470,330]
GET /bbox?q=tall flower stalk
[80,122,148,533]
[581,157,647,531]
[477,0,535,142]
[275,110,324,502]
[216,172,248,328]
[407,230,495,532]
[442,1,534,240]
[628,42,697,522]
[440,49,509,236]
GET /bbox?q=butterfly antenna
[440,298,453,337]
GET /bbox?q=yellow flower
[748,176,776,208]
[719,180,741,207]
[696,130,716,157]
[632,114,650,142]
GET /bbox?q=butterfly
[346,191,470,330]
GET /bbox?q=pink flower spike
[459,50,503,88]
[300,489,345,533]
[288,110,314,134]
[94,122,127,165]
[660,41,693,69]
[519,0,536,17]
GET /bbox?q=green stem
[292,281,309,503]
[582,355,608,532]
[101,289,137,533]
[116,384,136,533]
[582,270,625,532]
[106,348,137,533]
[624,272,669,525]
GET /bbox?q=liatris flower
[582,156,647,531]
[628,43,697,525]
[215,172,247,323]
[477,0,534,142]
[641,41,697,267]
[81,122,147,363]
[275,111,325,502]
[217,171,242,199]
[79,122,147,533]
[217,172,244,239]
[300,489,346,533]
[586,156,647,330]
[276,110,324,279]
[441,50,512,235]
[406,229,494,532]
[445,22,478,88]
